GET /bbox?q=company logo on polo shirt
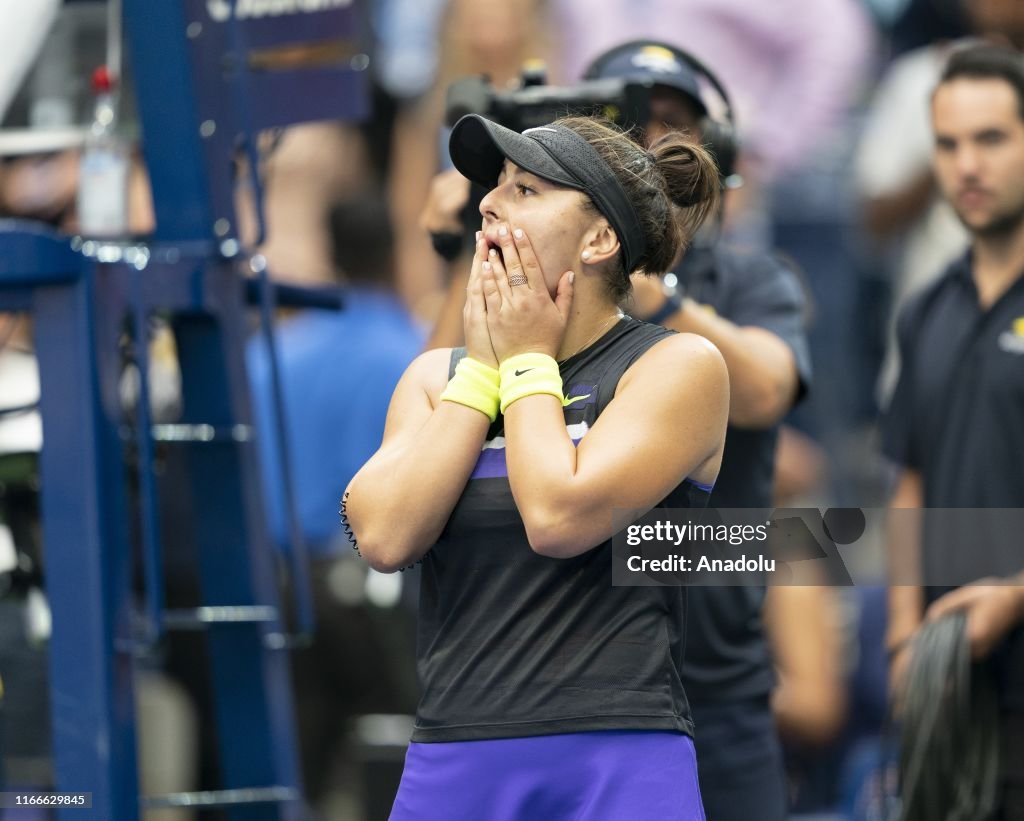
[998,316,1024,354]
[206,0,351,23]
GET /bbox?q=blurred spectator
[419,167,478,352]
[967,0,1024,48]
[550,0,872,188]
[884,43,1024,820]
[246,193,423,816]
[0,148,153,237]
[387,0,552,323]
[856,35,969,398]
[767,582,852,815]
[857,0,1024,400]
[572,40,817,821]
[371,0,449,102]
[778,584,890,816]
[238,123,374,287]
[586,43,814,818]
[248,193,423,551]
[547,4,874,505]
[766,585,846,749]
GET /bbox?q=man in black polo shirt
[583,41,816,821]
[884,44,1024,819]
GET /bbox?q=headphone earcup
[699,117,737,182]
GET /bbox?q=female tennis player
[343,113,729,820]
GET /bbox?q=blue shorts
[389,731,705,821]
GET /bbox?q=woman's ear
[581,220,620,266]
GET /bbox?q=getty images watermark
[611,507,1024,587]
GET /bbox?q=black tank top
[411,317,712,743]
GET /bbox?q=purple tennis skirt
[388,730,705,821]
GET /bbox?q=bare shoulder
[378,347,455,443]
[618,332,728,399]
[597,331,727,490]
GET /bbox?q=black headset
[583,40,739,184]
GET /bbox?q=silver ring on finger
[507,274,529,287]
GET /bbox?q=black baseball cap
[448,113,647,274]
[584,41,708,116]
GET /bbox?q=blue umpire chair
[0,1,370,817]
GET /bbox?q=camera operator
[583,42,842,821]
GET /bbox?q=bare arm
[663,300,799,429]
[421,170,474,351]
[343,348,490,572]
[630,274,799,429]
[765,584,846,745]
[388,100,446,320]
[925,574,1024,661]
[888,469,1024,677]
[887,468,924,691]
[504,334,729,557]
[477,226,729,558]
[345,236,500,571]
[424,258,470,351]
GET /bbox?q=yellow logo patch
[631,46,684,76]
[998,317,1024,354]
[641,45,678,62]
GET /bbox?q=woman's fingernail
[568,271,575,284]
[482,261,492,272]
[513,228,524,240]
[498,225,508,237]
[489,248,497,257]
[475,230,482,241]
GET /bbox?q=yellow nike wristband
[440,357,501,422]
[499,352,563,414]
